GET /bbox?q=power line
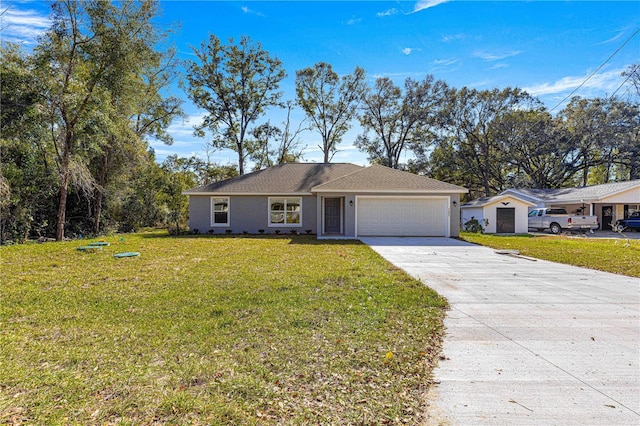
[610,63,639,99]
[548,28,640,113]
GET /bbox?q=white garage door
[356,197,448,237]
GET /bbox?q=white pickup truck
[528,208,599,234]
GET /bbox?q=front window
[211,197,229,226]
[269,197,301,226]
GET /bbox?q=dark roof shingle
[183,163,363,194]
[312,164,468,193]
[505,180,640,202]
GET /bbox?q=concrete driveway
[362,237,640,425]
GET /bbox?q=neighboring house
[502,180,640,230]
[462,180,640,233]
[460,194,536,234]
[183,163,468,238]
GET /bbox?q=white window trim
[268,197,302,227]
[210,197,230,227]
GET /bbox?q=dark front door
[324,198,342,234]
[496,208,515,233]
[602,205,614,230]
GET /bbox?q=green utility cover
[113,252,140,258]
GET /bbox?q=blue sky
[3,1,640,166]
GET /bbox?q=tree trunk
[56,134,72,241]
[93,155,108,235]
[56,171,69,241]
[237,142,245,175]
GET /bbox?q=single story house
[462,179,640,233]
[460,194,536,234]
[502,180,640,230]
[183,163,468,238]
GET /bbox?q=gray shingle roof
[312,164,468,193]
[184,163,469,195]
[505,180,640,203]
[183,163,363,194]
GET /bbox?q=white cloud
[473,50,522,61]
[597,28,628,45]
[346,17,361,25]
[402,47,422,56]
[377,8,398,17]
[433,58,458,66]
[412,0,449,14]
[489,63,509,70]
[442,33,466,43]
[240,5,265,17]
[1,7,51,44]
[523,68,625,97]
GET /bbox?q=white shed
[461,195,536,234]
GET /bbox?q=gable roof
[312,164,468,193]
[183,163,363,195]
[503,180,640,203]
[461,194,536,208]
[183,163,468,196]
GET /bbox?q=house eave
[182,191,313,196]
[311,188,468,194]
[462,195,536,208]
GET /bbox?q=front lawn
[460,232,640,278]
[0,232,447,424]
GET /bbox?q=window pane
[269,198,301,225]
[271,212,285,224]
[213,199,228,212]
[286,198,300,211]
[214,211,228,224]
[271,199,285,211]
[286,212,300,224]
[212,198,229,224]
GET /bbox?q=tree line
[2,0,639,243]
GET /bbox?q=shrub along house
[183,163,468,238]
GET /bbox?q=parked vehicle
[614,211,640,232]
[528,208,599,234]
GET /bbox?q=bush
[463,217,486,233]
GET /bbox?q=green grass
[460,232,640,278]
[0,231,447,425]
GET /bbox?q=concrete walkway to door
[361,237,640,425]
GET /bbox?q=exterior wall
[317,192,462,238]
[191,192,464,238]
[188,196,211,232]
[462,198,531,234]
[188,195,317,234]
[513,203,532,233]
[601,187,640,204]
[316,193,357,238]
[593,203,627,229]
[460,207,484,229]
[451,193,462,237]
